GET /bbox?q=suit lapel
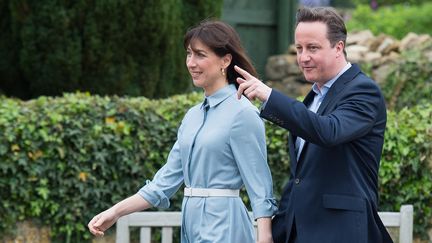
[288,133,297,172]
[302,89,316,107]
[293,64,362,171]
[317,64,362,115]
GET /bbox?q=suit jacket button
[295,178,300,184]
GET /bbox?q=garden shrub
[381,50,432,110]
[351,0,429,6]
[347,2,432,39]
[0,0,223,100]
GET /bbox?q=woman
[88,20,277,243]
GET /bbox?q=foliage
[0,93,431,241]
[346,2,432,39]
[0,93,184,242]
[351,0,429,7]
[380,104,432,239]
[0,0,223,100]
[381,50,432,110]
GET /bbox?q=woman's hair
[184,20,257,89]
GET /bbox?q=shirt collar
[201,84,236,110]
[312,62,352,96]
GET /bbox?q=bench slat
[140,227,151,243]
[117,205,413,243]
[162,227,173,243]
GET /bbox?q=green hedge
[380,103,432,240]
[0,0,223,99]
[0,93,431,241]
[351,0,429,6]
[381,50,432,111]
[347,2,432,39]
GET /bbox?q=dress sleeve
[229,106,278,219]
[137,123,184,209]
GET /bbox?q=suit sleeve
[229,106,278,219]
[261,78,385,147]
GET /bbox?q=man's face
[295,21,343,85]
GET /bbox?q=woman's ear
[222,53,232,69]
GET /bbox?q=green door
[221,0,297,79]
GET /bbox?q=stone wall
[1,221,50,243]
[1,221,115,243]
[265,30,432,97]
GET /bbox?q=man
[235,7,393,243]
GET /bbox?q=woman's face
[186,39,231,96]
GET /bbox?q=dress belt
[184,187,240,197]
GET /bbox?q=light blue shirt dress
[138,84,277,242]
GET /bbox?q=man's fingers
[236,77,247,99]
[234,65,252,79]
[243,85,256,97]
[237,77,247,85]
[244,89,258,100]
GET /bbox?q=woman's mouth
[190,71,202,78]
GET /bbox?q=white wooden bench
[116,204,413,243]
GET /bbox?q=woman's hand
[88,208,119,237]
[256,217,273,243]
[87,193,152,237]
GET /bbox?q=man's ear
[222,53,232,69]
[335,40,345,57]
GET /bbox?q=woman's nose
[186,56,195,67]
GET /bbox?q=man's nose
[299,52,311,63]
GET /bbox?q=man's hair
[296,7,347,56]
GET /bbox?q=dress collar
[201,84,236,110]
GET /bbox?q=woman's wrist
[256,217,273,243]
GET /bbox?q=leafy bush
[380,104,432,239]
[381,50,432,110]
[0,93,431,241]
[347,2,432,39]
[0,93,183,242]
[351,0,429,6]
[0,0,223,99]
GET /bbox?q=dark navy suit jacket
[261,64,393,243]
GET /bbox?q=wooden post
[277,0,298,53]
